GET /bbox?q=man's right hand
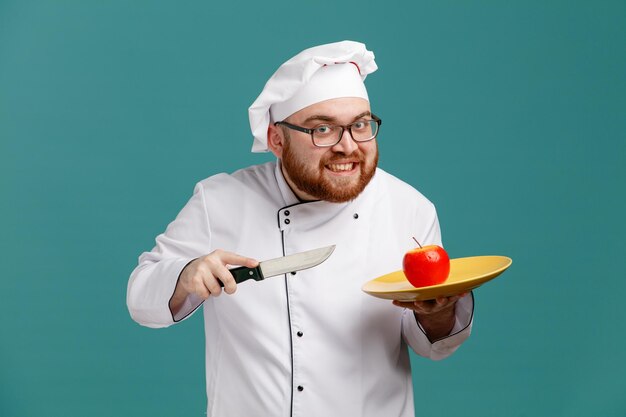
[169,250,258,315]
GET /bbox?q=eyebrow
[302,111,372,125]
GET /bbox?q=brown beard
[281,138,379,203]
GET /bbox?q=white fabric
[270,63,369,123]
[248,40,377,153]
[127,161,473,417]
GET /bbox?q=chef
[127,40,474,417]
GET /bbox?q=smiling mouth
[326,162,358,173]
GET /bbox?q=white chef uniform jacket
[127,161,473,417]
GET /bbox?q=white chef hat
[248,40,378,153]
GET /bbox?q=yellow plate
[362,256,512,301]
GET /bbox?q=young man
[127,40,473,417]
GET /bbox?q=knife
[224,245,336,286]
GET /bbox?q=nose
[331,128,358,154]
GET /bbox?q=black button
[353,213,359,219]
[297,331,303,337]
[291,271,297,275]
[284,219,290,224]
[284,210,290,216]
[297,385,304,392]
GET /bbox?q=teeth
[328,163,354,172]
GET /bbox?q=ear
[267,124,285,159]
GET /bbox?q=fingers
[392,293,466,315]
[212,250,259,294]
[186,259,223,299]
[181,250,259,300]
[219,251,259,269]
[211,262,236,295]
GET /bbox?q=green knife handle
[225,265,264,287]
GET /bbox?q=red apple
[402,238,450,287]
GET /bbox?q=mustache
[322,151,365,164]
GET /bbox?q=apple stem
[412,237,422,248]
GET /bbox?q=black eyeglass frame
[274,114,382,148]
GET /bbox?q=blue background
[1,1,625,416]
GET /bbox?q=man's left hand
[392,293,467,342]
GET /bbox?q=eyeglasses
[274,114,382,147]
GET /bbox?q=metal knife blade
[227,245,336,286]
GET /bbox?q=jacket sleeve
[401,293,474,360]
[126,183,211,328]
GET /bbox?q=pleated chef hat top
[248,40,378,153]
